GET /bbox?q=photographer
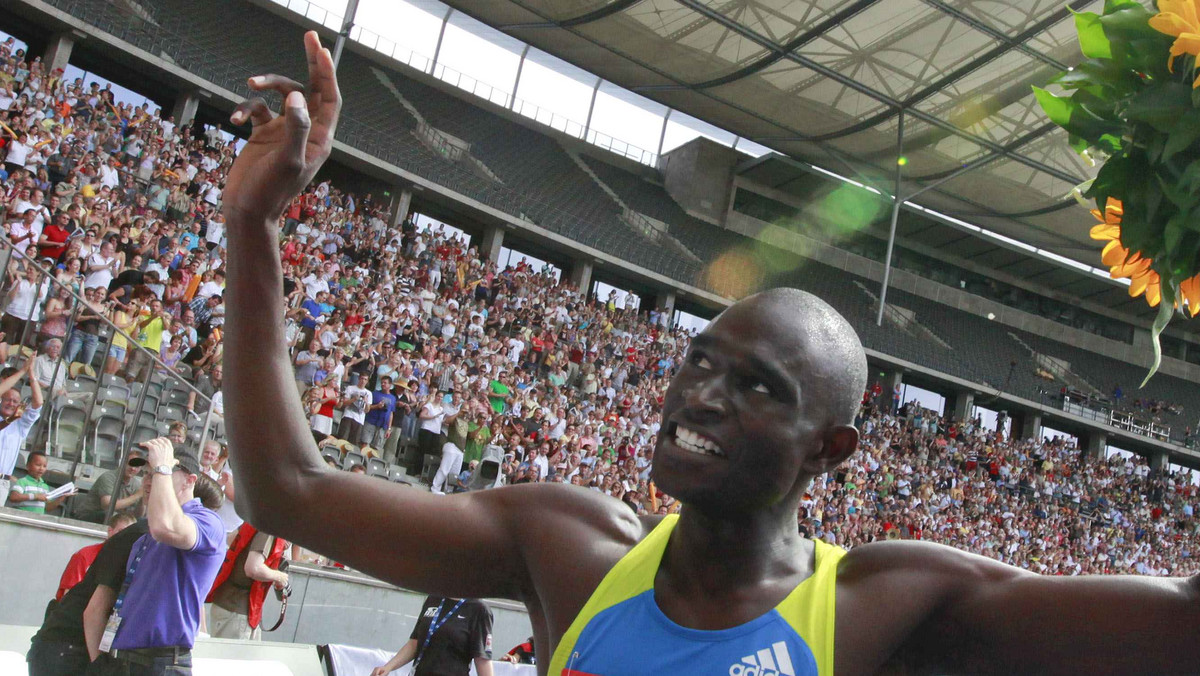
[83,439,226,675]
[206,522,289,641]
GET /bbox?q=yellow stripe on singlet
[548,514,845,675]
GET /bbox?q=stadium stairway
[563,147,701,265]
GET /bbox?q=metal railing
[0,231,220,524]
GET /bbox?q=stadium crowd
[0,38,1197,581]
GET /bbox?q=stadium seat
[343,450,365,471]
[131,425,158,445]
[320,448,342,467]
[51,405,88,462]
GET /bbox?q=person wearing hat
[83,438,227,674]
[75,448,146,524]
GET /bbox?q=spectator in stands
[3,261,48,350]
[370,596,493,676]
[0,359,42,478]
[361,375,397,451]
[55,512,138,601]
[83,439,225,675]
[337,371,370,444]
[124,297,170,382]
[75,448,145,524]
[8,450,74,513]
[33,336,67,400]
[430,439,463,496]
[64,286,106,369]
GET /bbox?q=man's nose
[682,376,728,423]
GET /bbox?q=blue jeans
[88,650,192,675]
[65,330,99,366]
[26,639,89,676]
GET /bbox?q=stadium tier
[0,0,1198,581]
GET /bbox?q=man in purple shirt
[83,438,226,675]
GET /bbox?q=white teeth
[673,425,724,457]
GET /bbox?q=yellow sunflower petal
[1090,223,1121,241]
[1182,274,1200,317]
[1146,280,1162,307]
[1129,272,1151,298]
[1111,256,1152,279]
[1101,239,1129,267]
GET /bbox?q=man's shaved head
[718,287,868,427]
[654,287,867,512]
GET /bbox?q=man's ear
[803,425,859,475]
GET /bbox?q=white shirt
[342,384,371,425]
[0,406,40,476]
[419,402,445,433]
[204,464,243,533]
[98,163,119,189]
[5,278,46,320]
[205,217,225,245]
[5,141,30,167]
[84,252,117,289]
[196,280,222,300]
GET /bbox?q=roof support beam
[921,0,1075,72]
[806,0,1090,142]
[509,43,529,109]
[877,110,904,326]
[682,0,881,90]
[499,0,646,30]
[666,0,1084,185]
[430,6,453,74]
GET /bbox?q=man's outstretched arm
[220,32,592,602]
[844,540,1200,675]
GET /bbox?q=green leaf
[1165,212,1188,253]
[1054,59,1139,96]
[1125,82,1193,132]
[1157,170,1200,213]
[1033,86,1073,127]
[1074,11,1111,59]
[1162,115,1200,162]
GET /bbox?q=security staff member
[371,596,494,676]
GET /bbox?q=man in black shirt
[370,596,493,676]
[27,520,150,676]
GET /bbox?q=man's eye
[690,354,712,369]
[751,382,772,395]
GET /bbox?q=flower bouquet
[1035,0,1200,383]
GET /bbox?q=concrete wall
[724,210,1200,383]
[660,137,740,227]
[0,509,533,654]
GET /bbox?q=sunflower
[1089,197,1164,307]
[1149,0,1200,87]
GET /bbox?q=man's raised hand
[222,30,341,223]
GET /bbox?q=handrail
[0,230,216,408]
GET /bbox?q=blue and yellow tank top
[549,514,844,676]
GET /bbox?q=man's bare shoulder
[838,539,1029,588]
[834,541,1031,675]
[491,482,647,547]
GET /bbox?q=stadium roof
[440,1,1102,272]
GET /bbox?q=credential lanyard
[114,535,153,617]
[414,598,465,666]
[99,534,152,653]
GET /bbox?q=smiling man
[222,32,1200,676]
